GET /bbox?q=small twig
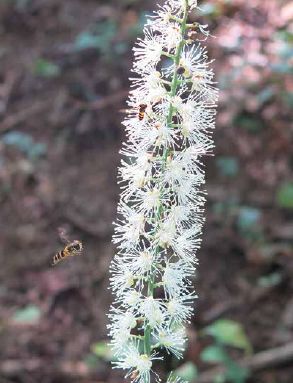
[197,342,293,383]
[49,90,68,126]
[201,299,241,324]
[201,279,284,326]
[73,90,128,111]
[0,71,19,116]
[0,101,49,133]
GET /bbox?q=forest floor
[0,0,292,382]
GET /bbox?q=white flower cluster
[108,0,218,382]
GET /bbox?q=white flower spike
[108,0,218,381]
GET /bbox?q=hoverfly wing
[58,226,70,244]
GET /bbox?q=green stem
[143,0,189,360]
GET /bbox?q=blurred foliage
[237,207,261,232]
[75,21,118,54]
[202,319,252,354]
[276,182,293,209]
[271,31,293,74]
[213,201,264,243]
[12,305,41,325]
[201,346,250,383]
[172,319,252,383]
[2,131,47,160]
[91,341,114,362]
[128,12,147,37]
[3,0,32,10]
[199,2,222,17]
[212,200,239,217]
[199,319,252,383]
[234,114,264,133]
[237,207,263,241]
[257,271,283,288]
[34,58,61,78]
[74,15,145,60]
[201,344,228,363]
[174,361,198,381]
[216,156,239,177]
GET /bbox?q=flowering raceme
[108,0,218,382]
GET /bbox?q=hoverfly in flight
[120,103,149,121]
[52,228,83,266]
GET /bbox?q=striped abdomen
[138,104,147,121]
[52,249,69,265]
[52,241,82,266]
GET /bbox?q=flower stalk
[108,0,218,382]
[144,0,189,358]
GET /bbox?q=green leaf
[214,375,226,383]
[199,3,220,17]
[2,131,47,159]
[175,362,198,381]
[91,341,114,362]
[12,0,32,11]
[83,353,102,369]
[258,272,282,288]
[201,345,228,363]
[235,115,263,133]
[34,59,60,78]
[12,305,41,325]
[167,372,188,383]
[3,131,33,151]
[237,206,264,241]
[282,91,293,107]
[271,62,293,74]
[75,32,101,50]
[225,361,250,383]
[237,207,261,231]
[203,319,252,354]
[74,21,117,55]
[216,157,239,177]
[257,87,274,105]
[29,143,47,160]
[276,183,293,209]
[275,30,293,44]
[128,12,146,37]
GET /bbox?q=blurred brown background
[0,0,292,382]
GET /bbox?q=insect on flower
[187,22,199,41]
[52,228,83,266]
[138,103,148,121]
